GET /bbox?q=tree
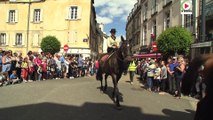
[40,36,61,55]
[157,26,193,56]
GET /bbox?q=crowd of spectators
[0,50,96,86]
[135,56,206,100]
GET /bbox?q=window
[15,33,22,45]
[70,6,78,20]
[34,9,41,22]
[185,14,193,28]
[164,11,170,30]
[66,6,81,20]
[8,10,16,23]
[143,3,148,21]
[151,0,158,15]
[143,25,147,45]
[69,30,77,43]
[0,33,6,45]
[152,20,157,41]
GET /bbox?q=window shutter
[33,33,39,46]
[30,9,34,22]
[6,33,9,46]
[15,10,18,23]
[69,30,77,43]
[40,9,43,22]
[22,33,25,46]
[6,10,9,23]
[65,7,70,20]
[77,6,82,20]
[13,34,16,46]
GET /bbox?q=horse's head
[119,36,132,61]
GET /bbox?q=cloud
[96,15,113,24]
[94,0,137,24]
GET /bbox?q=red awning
[133,53,162,59]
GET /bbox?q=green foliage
[40,36,61,55]
[157,26,193,56]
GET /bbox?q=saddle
[100,54,109,62]
[100,52,115,63]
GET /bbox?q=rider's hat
[110,28,116,33]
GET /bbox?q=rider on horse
[107,28,119,53]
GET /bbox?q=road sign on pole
[181,0,192,14]
[63,44,69,52]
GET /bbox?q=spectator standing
[160,60,167,94]
[147,60,156,91]
[167,57,178,95]
[2,51,12,84]
[28,56,34,81]
[153,62,161,92]
[42,58,47,80]
[0,49,3,72]
[174,56,185,99]
[128,59,137,85]
[21,57,29,83]
[77,55,84,77]
[16,53,22,81]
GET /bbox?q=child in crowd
[21,57,28,83]
[42,59,47,80]
[10,70,20,84]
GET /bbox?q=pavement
[0,75,197,120]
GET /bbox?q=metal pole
[192,0,196,38]
[182,14,185,27]
[201,0,206,42]
[26,0,31,54]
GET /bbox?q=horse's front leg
[112,74,121,108]
[97,69,104,91]
[104,74,108,91]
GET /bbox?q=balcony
[163,0,172,8]
[151,5,158,16]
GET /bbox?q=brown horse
[96,36,131,108]
[182,54,213,120]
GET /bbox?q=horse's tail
[181,55,209,95]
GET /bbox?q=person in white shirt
[107,28,119,53]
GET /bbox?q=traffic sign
[183,2,190,10]
[180,0,192,14]
[152,41,158,52]
[63,44,69,52]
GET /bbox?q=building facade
[127,0,213,58]
[126,0,141,54]
[0,0,100,58]
[191,0,213,58]
[127,0,183,54]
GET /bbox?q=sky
[94,0,137,38]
